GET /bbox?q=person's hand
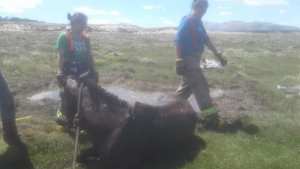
[73,115,80,128]
[220,57,227,67]
[216,52,227,67]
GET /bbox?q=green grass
[1,31,300,169]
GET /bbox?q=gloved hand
[79,71,99,88]
[220,57,227,67]
[216,52,227,67]
[73,116,80,128]
[56,73,66,87]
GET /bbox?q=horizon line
[1,16,299,29]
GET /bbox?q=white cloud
[0,0,42,14]
[160,17,176,26]
[89,18,133,24]
[74,6,121,17]
[215,0,289,6]
[241,0,288,6]
[143,5,162,10]
[279,9,286,14]
[111,10,121,16]
[217,6,227,9]
[89,19,111,24]
[219,11,233,16]
[73,6,132,25]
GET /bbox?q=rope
[16,116,32,122]
[72,83,84,169]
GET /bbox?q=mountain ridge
[0,16,299,33]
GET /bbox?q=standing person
[175,0,227,124]
[55,12,98,128]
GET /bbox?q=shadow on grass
[142,136,206,169]
[202,117,260,135]
[82,136,206,169]
[0,143,34,169]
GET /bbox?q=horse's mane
[96,86,129,109]
[83,82,131,114]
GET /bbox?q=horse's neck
[96,86,130,111]
[81,86,131,129]
[81,85,131,117]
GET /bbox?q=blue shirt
[176,16,208,57]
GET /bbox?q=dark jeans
[0,71,21,145]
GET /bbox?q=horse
[64,76,199,169]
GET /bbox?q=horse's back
[132,100,197,141]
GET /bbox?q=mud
[26,84,259,134]
[27,90,60,105]
[200,59,223,69]
[277,85,300,97]
[28,86,225,113]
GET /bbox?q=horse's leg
[77,126,111,163]
[76,147,98,164]
[63,89,77,129]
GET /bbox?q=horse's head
[64,77,79,96]
[63,71,98,101]
[63,73,130,130]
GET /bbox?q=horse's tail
[0,71,22,146]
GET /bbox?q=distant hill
[204,21,300,33]
[0,16,40,23]
[146,21,300,34]
[0,17,299,33]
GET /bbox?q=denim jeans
[0,71,15,120]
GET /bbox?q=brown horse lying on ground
[64,77,199,169]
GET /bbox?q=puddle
[277,85,300,96]
[200,59,223,69]
[28,90,60,105]
[107,86,224,113]
[28,86,224,112]
[106,86,169,106]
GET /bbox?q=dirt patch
[26,84,261,121]
[277,85,300,97]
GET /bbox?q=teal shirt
[56,32,89,62]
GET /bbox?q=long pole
[72,83,84,169]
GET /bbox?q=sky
[0,0,299,27]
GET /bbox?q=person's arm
[56,48,67,87]
[176,44,182,60]
[202,25,227,66]
[56,33,68,86]
[56,32,68,74]
[57,49,65,75]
